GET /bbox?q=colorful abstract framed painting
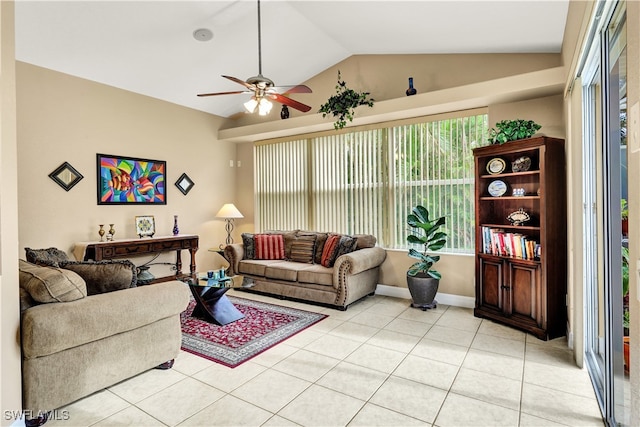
[97,154,166,205]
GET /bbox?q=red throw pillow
[254,234,285,260]
[320,235,341,267]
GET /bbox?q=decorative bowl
[511,156,532,172]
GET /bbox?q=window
[255,110,488,252]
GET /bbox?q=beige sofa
[225,231,386,309]
[19,254,190,426]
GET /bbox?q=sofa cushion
[264,261,312,282]
[297,231,329,264]
[298,264,334,287]
[58,260,137,295]
[25,247,70,267]
[242,233,256,259]
[255,234,285,260]
[321,234,357,267]
[265,230,298,258]
[238,259,282,276]
[354,234,377,249]
[19,259,87,303]
[289,234,316,264]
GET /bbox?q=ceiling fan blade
[222,75,255,91]
[271,84,312,95]
[197,90,250,97]
[270,93,312,113]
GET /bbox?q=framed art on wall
[97,154,166,205]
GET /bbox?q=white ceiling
[15,0,570,118]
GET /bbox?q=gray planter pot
[406,273,439,310]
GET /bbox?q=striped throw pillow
[289,235,317,264]
[321,234,357,267]
[254,234,285,260]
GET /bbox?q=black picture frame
[97,153,167,205]
[49,162,84,191]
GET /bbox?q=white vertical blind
[254,139,309,231]
[254,111,487,252]
[311,130,385,237]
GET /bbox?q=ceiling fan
[197,0,312,115]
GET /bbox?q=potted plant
[406,205,447,310]
[488,119,542,144]
[319,70,374,130]
[621,198,629,237]
[623,245,630,374]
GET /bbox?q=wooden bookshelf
[473,137,567,340]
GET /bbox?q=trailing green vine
[319,71,374,130]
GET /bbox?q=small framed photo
[135,215,156,238]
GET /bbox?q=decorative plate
[507,208,531,226]
[135,215,156,238]
[511,156,532,172]
[488,180,508,197]
[486,158,506,175]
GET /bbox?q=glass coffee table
[186,274,253,325]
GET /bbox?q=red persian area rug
[180,296,327,368]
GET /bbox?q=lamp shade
[216,203,244,219]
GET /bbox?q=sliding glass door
[582,2,628,425]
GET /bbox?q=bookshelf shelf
[473,137,567,340]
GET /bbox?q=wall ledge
[219,66,565,143]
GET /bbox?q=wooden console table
[76,234,199,284]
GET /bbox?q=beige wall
[1,1,23,423]
[230,53,562,126]
[16,63,236,276]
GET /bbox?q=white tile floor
[45,291,604,427]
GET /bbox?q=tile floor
[45,291,604,427]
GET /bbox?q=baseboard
[375,284,475,308]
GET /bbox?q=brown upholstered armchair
[19,248,190,426]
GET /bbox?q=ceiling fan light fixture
[258,98,273,116]
[244,97,258,113]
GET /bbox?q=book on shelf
[481,226,540,260]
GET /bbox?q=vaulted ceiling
[15,1,570,118]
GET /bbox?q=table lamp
[216,203,244,249]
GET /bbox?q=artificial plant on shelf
[488,119,542,144]
[319,71,374,130]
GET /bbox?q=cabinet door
[478,257,503,312]
[505,262,542,326]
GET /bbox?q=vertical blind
[254,139,309,230]
[254,111,488,252]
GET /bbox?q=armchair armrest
[333,247,387,276]
[21,280,190,359]
[224,243,244,275]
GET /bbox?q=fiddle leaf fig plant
[406,205,447,279]
[488,119,542,144]
[319,71,374,130]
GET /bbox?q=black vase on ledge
[406,77,417,96]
